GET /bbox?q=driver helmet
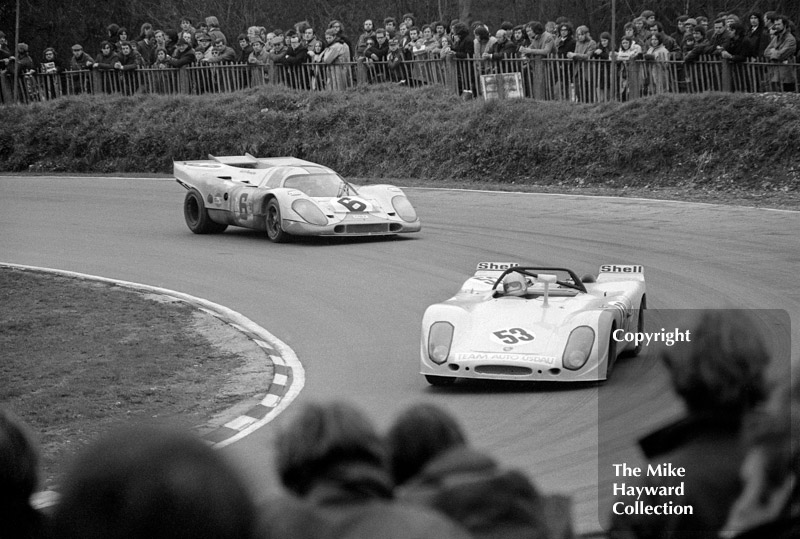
[502,272,528,297]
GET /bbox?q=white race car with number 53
[420,262,646,386]
[174,154,421,242]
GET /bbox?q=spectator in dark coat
[722,372,800,539]
[744,11,770,58]
[0,31,12,72]
[257,400,471,539]
[167,38,195,68]
[388,402,570,539]
[445,22,474,95]
[609,310,773,539]
[69,44,93,70]
[0,408,48,539]
[683,26,715,63]
[275,34,309,89]
[708,17,733,56]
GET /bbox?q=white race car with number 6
[420,262,646,386]
[174,155,420,242]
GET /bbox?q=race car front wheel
[425,375,456,387]
[265,199,289,243]
[184,190,227,234]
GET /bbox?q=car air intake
[474,365,533,376]
[333,223,392,234]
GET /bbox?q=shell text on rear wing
[476,262,519,271]
[599,264,644,273]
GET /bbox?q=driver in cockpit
[501,272,528,297]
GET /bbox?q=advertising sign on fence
[480,72,523,100]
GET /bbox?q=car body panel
[174,155,421,238]
[421,263,646,383]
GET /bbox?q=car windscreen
[283,174,357,198]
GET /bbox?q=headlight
[291,199,327,226]
[391,195,417,222]
[563,326,594,370]
[427,322,454,365]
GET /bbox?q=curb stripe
[0,263,306,453]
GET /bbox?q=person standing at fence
[0,32,12,73]
[205,16,227,46]
[486,29,516,72]
[592,32,613,101]
[322,27,350,91]
[167,38,195,69]
[554,23,576,100]
[445,22,473,96]
[643,33,670,95]
[355,19,376,61]
[328,20,353,60]
[39,47,64,99]
[614,36,640,101]
[709,18,733,58]
[764,16,797,92]
[68,44,93,93]
[136,29,156,67]
[203,37,235,64]
[384,17,397,39]
[277,34,309,89]
[745,12,770,58]
[567,25,596,102]
[385,37,405,82]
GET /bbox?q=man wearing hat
[69,44,94,70]
[167,37,196,68]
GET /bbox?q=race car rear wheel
[265,199,289,243]
[631,295,646,356]
[605,328,618,379]
[184,190,227,234]
[425,375,456,387]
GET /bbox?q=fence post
[721,58,732,92]
[0,73,12,103]
[356,59,367,85]
[92,70,102,96]
[628,62,642,100]
[443,56,457,95]
[178,69,191,94]
[533,58,546,100]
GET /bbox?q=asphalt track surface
[2,176,798,535]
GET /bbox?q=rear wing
[208,153,259,166]
[597,264,645,282]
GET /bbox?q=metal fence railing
[1,55,797,105]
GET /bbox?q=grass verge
[0,267,270,489]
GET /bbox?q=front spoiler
[282,218,421,236]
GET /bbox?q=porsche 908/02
[174,155,421,242]
[420,262,646,386]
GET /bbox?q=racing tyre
[631,296,646,356]
[266,199,289,243]
[184,190,227,234]
[425,375,456,387]
[605,327,618,379]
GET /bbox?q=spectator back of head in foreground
[0,407,47,539]
[387,402,565,539]
[51,423,256,539]
[261,400,471,539]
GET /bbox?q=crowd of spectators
[0,8,798,98]
[1,309,797,539]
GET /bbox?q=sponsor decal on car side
[453,352,557,366]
